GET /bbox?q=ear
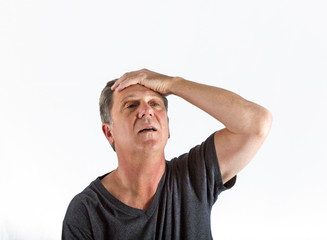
[102,123,115,146]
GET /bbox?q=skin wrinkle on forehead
[118,94,165,113]
[120,93,163,103]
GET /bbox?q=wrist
[167,76,184,95]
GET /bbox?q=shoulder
[166,133,218,185]
[62,187,96,239]
[168,133,216,167]
[63,178,104,223]
[62,187,95,239]
[64,187,93,221]
[167,133,235,191]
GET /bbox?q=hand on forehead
[111,69,174,96]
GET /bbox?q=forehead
[113,84,163,104]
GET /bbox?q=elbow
[254,108,273,138]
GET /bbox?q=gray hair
[99,79,169,124]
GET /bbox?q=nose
[137,102,154,119]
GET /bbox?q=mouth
[138,126,157,133]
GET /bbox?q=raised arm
[112,69,272,184]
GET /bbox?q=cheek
[112,119,133,136]
[159,116,169,133]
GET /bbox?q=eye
[127,104,136,108]
[151,102,159,107]
[125,101,138,109]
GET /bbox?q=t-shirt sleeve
[62,195,94,240]
[170,132,236,206]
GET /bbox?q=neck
[106,150,166,209]
[116,150,166,192]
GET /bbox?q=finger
[116,78,140,92]
[111,70,144,90]
[112,69,148,91]
[111,72,129,90]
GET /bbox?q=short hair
[99,79,169,124]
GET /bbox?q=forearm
[169,77,272,136]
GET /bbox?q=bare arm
[169,77,272,183]
[112,69,272,184]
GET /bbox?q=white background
[1,0,326,239]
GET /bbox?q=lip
[138,125,158,133]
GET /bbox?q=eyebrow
[121,94,137,103]
[120,94,162,104]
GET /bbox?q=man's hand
[111,69,178,95]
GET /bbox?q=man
[62,69,272,239]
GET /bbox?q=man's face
[107,84,169,154]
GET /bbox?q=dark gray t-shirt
[62,133,236,239]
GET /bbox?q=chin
[137,140,166,153]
